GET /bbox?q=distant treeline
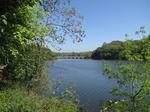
[91,37,150,60]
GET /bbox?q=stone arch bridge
[57,56,85,59]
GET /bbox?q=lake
[47,59,119,112]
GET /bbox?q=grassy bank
[0,83,78,112]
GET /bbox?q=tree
[0,0,45,81]
[102,42,107,47]
[100,27,150,112]
[0,0,85,83]
[40,0,85,48]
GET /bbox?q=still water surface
[47,59,119,112]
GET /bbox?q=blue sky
[50,0,150,53]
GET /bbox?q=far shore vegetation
[57,35,150,61]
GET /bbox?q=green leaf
[1,28,4,33]
[2,19,7,25]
